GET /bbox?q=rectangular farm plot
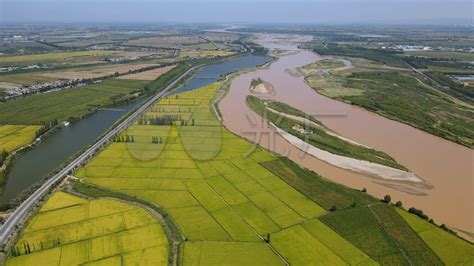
[302,219,377,265]
[396,208,474,265]
[168,206,230,241]
[86,178,187,191]
[210,207,261,242]
[182,242,284,266]
[233,202,280,235]
[271,225,347,265]
[186,179,227,212]
[129,190,199,209]
[320,207,406,264]
[205,175,248,206]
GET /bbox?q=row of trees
[112,135,135,143]
[151,136,164,144]
[10,238,61,257]
[137,115,196,126]
[150,106,194,113]
[0,149,8,166]
[35,119,59,138]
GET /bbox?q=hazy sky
[1,0,472,25]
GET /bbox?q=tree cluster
[151,136,164,144]
[35,119,59,138]
[113,135,135,143]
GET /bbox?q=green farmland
[397,209,474,265]
[320,205,443,265]
[0,50,117,67]
[73,83,327,264]
[7,192,169,266]
[0,79,148,124]
[70,83,384,265]
[9,82,473,265]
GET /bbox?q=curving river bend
[219,34,474,240]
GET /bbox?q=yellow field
[7,192,168,266]
[70,83,383,265]
[0,125,41,152]
[0,50,116,66]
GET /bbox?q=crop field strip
[0,79,149,124]
[0,73,57,86]
[396,208,474,265]
[69,83,387,265]
[7,191,169,266]
[0,125,41,152]
[0,50,118,67]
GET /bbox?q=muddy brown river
[219,35,474,240]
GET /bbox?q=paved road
[406,62,473,102]
[0,66,199,245]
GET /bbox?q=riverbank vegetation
[302,57,474,148]
[246,95,409,170]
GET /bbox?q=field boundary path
[0,65,200,245]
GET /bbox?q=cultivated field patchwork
[0,79,149,124]
[397,208,474,265]
[7,192,169,266]
[10,82,472,265]
[72,83,380,265]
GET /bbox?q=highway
[0,65,199,245]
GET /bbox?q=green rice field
[0,79,148,124]
[397,208,474,265]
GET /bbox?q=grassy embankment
[303,52,474,147]
[246,95,408,170]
